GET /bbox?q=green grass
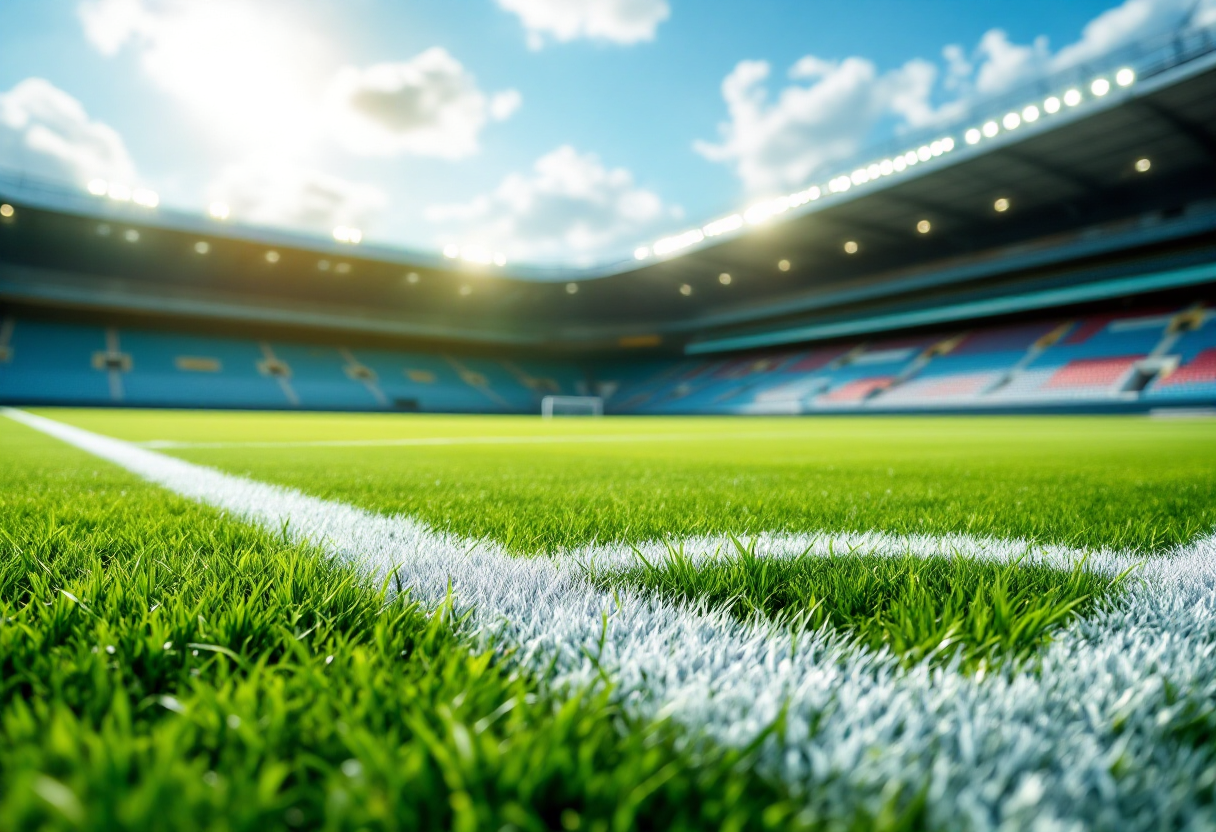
[0,419,838,832]
[591,538,1126,671]
[41,409,1216,555]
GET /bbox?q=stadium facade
[1,25,1214,414]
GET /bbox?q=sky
[0,0,1212,270]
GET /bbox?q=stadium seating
[0,316,577,413]
[3,304,1213,413]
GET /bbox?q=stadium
[1,2,1215,830]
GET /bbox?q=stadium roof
[2,28,1215,354]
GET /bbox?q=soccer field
[4,407,1216,830]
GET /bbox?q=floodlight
[1063,88,1082,106]
[132,188,159,208]
[87,179,108,196]
[1003,112,1021,130]
[209,202,230,220]
[777,259,791,272]
[333,226,362,244]
[653,229,704,256]
[123,228,139,242]
[930,141,943,157]
[108,183,131,201]
[566,282,578,294]
[917,219,931,234]
[879,159,894,175]
[941,137,955,152]
[719,273,731,285]
[994,197,1010,213]
[965,128,982,145]
[493,252,507,266]
[265,250,280,263]
[843,240,859,254]
[1135,158,1151,172]
[704,214,743,236]
[1116,67,1135,87]
[917,145,932,161]
[904,150,918,166]
[634,246,650,260]
[0,204,12,218]
[1044,96,1061,114]
[1022,105,1040,123]
[982,121,999,137]
[851,168,869,185]
[443,243,460,258]
[866,163,881,178]
[194,241,210,254]
[1091,78,1110,96]
[893,156,908,172]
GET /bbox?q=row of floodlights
[633,67,1137,263]
[442,243,508,267]
[87,178,159,208]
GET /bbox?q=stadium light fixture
[777,259,791,272]
[1044,96,1061,114]
[994,197,1010,213]
[1063,88,1082,106]
[493,252,507,266]
[1116,67,1135,87]
[843,240,859,254]
[460,246,494,265]
[123,229,139,243]
[108,183,131,202]
[851,168,869,185]
[333,226,362,244]
[1022,105,1040,123]
[209,202,230,220]
[443,243,460,259]
[917,220,931,234]
[0,204,13,218]
[565,282,578,294]
[265,250,280,263]
[679,283,692,296]
[904,150,919,166]
[745,197,790,225]
[1135,157,1151,173]
[867,162,881,178]
[193,241,210,254]
[965,128,982,145]
[917,145,932,162]
[1003,112,1021,130]
[719,273,731,285]
[1091,78,1111,96]
[653,228,704,256]
[982,121,999,138]
[132,188,159,208]
[930,141,943,157]
[703,215,743,238]
[941,137,955,152]
[893,156,908,172]
[405,271,420,284]
[634,246,650,260]
[87,179,108,196]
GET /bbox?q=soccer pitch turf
[3,407,1216,830]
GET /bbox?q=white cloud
[694,57,943,193]
[209,163,387,233]
[496,0,669,48]
[0,78,135,185]
[426,146,675,264]
[328,48,519,159]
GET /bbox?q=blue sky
[0,0,1209,268]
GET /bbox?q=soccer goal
[541,395,603,418]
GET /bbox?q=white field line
[6,406,1216,832]
[135,429,830,450]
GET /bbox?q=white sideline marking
[137,429,825,450]
[6,406,1216,831]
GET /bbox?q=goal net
[541,395,603,418]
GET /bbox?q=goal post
[541,395,604,418]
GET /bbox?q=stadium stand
[0,317,582,413]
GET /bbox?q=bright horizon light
[208,202,230,220]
